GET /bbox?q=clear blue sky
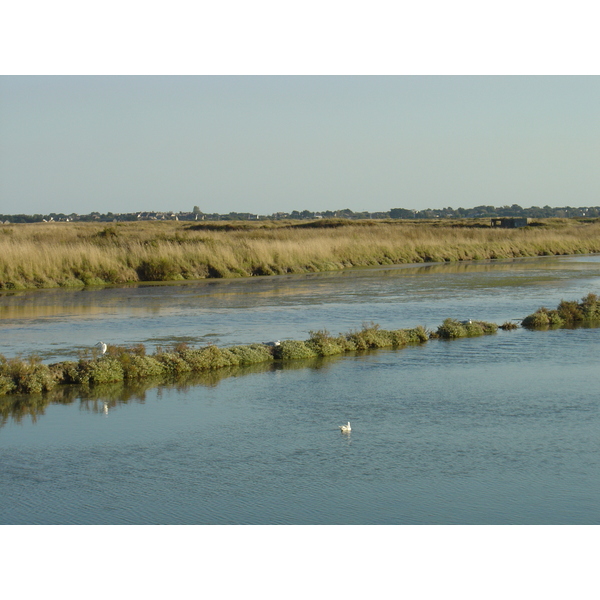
[1,76,599,216]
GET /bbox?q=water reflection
[2,255,599,320]
[3,314,600,428]
[0,353,346,427]
[2,253,600,368]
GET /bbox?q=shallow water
[1,255,600,524]
[1,255,600,363]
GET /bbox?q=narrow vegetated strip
[0,320,507,398]
[522,293,600,328]
[5,294,599,400]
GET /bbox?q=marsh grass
[522,293,600,328]
[1,219,599,289]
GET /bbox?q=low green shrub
[436,318,466,338]
[0,374,15,395]
[178,346,238,371]
[0,356,56,394]
[347,323,390,350]
[155,351,193,376]
[522,307,564,328]
[577,292,600,321]
[74,356,125,385]
[275,340,318,360]
[436,319,498,339]
[48,361,80,384]
[557,300,583,322]
[120,354,165,379]
[523,294,600,328]
[402,326,429,343]
[306,330,346,356]
[228,344,274,365]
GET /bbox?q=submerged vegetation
[1,218,600,289]
[522,293,600,328]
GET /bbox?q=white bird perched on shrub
[339,421,351,433]
[264,340,281,347]
[96,342,107,355]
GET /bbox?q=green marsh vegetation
[434,319,499,339]
[0,354,348,427]
[0,323,438,421]
[522,293,600,328]
[0,323,432,400]
[1,217,600,289]
[3,291,599,422]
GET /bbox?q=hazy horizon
[1,76,599,217]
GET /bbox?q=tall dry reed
[1,219,599,289]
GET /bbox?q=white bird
[459,320,472,325]
[339,421,351,433]
[264,340,281,347]
[96,342,107,355]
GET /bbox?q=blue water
[1,255,600,524]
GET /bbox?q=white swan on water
[339,421,351,433]
[96,342,107,354]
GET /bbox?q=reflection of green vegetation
[0,393,50,426]
[522,293,600,328]
[0,353,346,426]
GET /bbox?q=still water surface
[1,256,600,524]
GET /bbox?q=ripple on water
[2,258,600,524]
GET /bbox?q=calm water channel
[1,255,600,524]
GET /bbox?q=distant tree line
[1,204,599,224]
[389,204,600,219]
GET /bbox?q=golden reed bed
[1,218,600,290]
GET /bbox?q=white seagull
[339,421,351,433]
[96,342,107,355]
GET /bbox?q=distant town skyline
[1,76,599,217]
[2,202,598,224]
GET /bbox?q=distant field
[1,218,600,290]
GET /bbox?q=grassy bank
[1,218,600,289]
